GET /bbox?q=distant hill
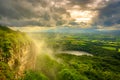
[41,27,120,35]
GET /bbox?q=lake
[58,51,93,56]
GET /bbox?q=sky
[0,0,120,30]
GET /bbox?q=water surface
[59,51,93,56]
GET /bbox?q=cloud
[0,0,38,19]
[94,1,120,27]
[67,0,93,9]
[0,0,120,29]
[0,0,70,27]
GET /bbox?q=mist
[24,31,62,79]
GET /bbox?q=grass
[102,46,116,51]
[119,49,120,52]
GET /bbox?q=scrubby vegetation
[0,25,33,80]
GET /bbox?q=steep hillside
[0,25,35,80]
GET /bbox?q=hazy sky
[0,0,120,29]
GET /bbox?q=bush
[0,62,14,80]
[59,69,88,80]
[22,70,48,80]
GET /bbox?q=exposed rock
[0,26,36,79]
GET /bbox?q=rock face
[8,40,36,78]
[0,26,36,79]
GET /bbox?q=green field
[102,46,116,50]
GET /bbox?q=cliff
[0,26,36,80]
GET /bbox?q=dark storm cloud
[0,0,60,26]
[0,0,39,19]
[94,0,120,27]
[0,0,70,26]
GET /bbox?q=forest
[22,31,120,80]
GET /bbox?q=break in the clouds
[0,0,120,29]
